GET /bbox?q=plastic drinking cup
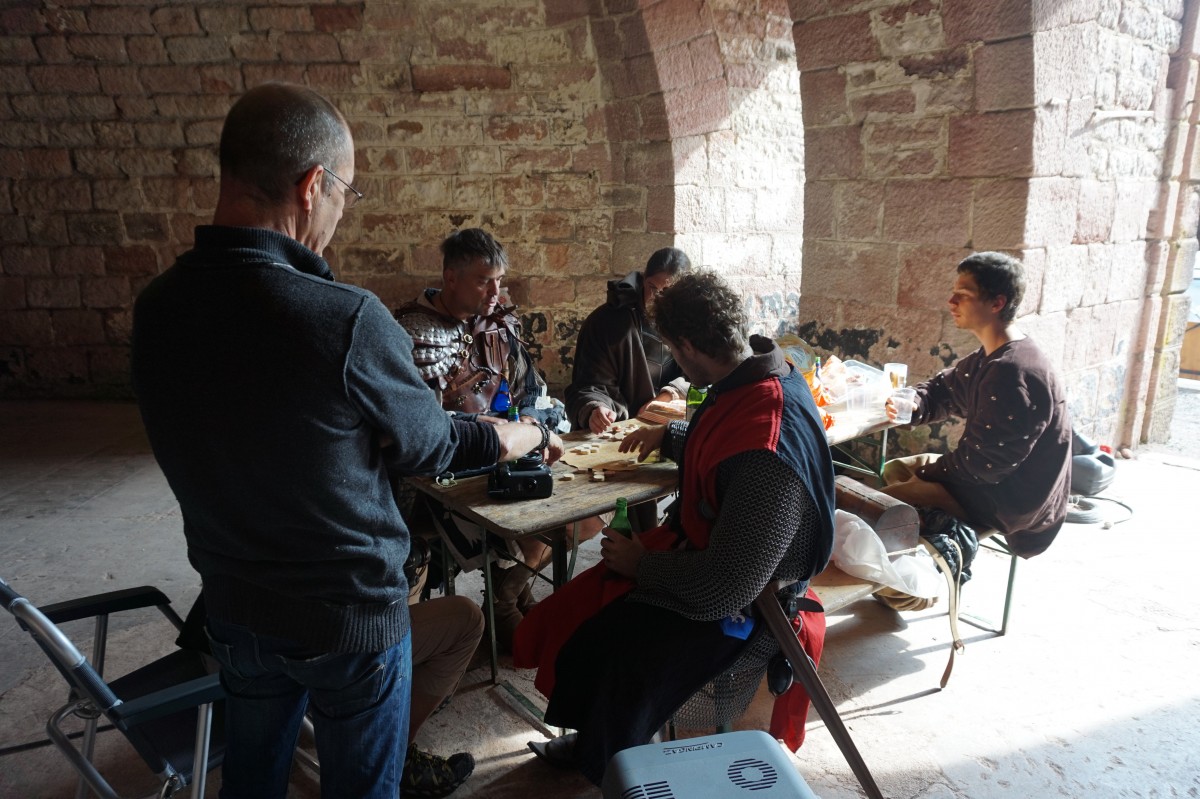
[884,362,908,390]
[891,387,917,424]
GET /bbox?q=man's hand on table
[588,405,618,434]
[600,526,645,579]
[494,420,563,464]
[617,424,665,462]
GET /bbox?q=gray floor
[1,394,1198,798]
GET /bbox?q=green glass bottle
[609,497,633,538]
[685,385,707,421]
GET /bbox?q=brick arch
[574,0,807,335]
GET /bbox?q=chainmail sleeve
[629,448,820,621]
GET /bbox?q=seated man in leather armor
[394,228,564,651]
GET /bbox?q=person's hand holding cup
[887,387,918,424]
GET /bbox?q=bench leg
[754,592,885,799]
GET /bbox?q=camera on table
[487,450,554,500]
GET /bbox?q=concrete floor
[1,395,1198,798]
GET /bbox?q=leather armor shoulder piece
[394,301,472,385]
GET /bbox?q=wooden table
[407,427,678,682]
[409,412,895,683]
[825,407,893,478]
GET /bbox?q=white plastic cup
[884,362,908,390]
[891,387,917,424]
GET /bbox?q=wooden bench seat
[811,475,920,613]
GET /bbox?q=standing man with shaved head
[132,83,557,798]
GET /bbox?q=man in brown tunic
[881,252,1072,558]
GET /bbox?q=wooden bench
[812,475,919,613]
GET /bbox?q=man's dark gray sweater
[132,226,497,653]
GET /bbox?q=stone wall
[792,0,1195,448]
[0,0,1193,449]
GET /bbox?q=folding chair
[1,576,225,799]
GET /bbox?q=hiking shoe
[402,743,474,798]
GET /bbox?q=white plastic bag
[831,510,940,598]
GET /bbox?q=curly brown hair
[651,271,749,360]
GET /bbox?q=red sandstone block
[495,175,544,209]
[29,64,99,93]
[313,5,362,32]
[545,175,598,210]
[834,180,884,239]
[526,211,572,240]
[306,64,365,93]
[406,147,461,174]
[642,0,706,48]
[0,310,53,346]
[432,36,490,62]
[24,149,72,178]
[975,38,1035,111]
[1,35,40,63]
[197,7,246,34]
[67,35,128,62]
[51,246,104,276]
[0,7,48,34]
[654,42,693,93]
[278,32,342,63]
[90,179,142,212]
[805,125,864,180]
[897,244,972,311]
[663,79,731,139]
[139,64,201,93]
[230,33,278,62]
[51,308,106,344]
[570,143,616,182]
[617,15,653,58]
[88,7,154,35]
[243,63,306,86]
[248,7,313,32]
[948,111,1035,177]
[646,185,675,231]
[805,240,898,304]
[505,146,572,173]
[165,35,231,64]
[883,179,972,245]
[39,34,80,67]
[198,64,243,94]
[970,178,1029,250]
[804,180,836,239]
[16,179,93,212]
[412,65,512,92]
[867,148,940,178]
[126,36,168,65]
[0,277,25,309]
[849,87,917,120]
[943,0,1032,47]
[27,346,90,382]
[864,117,942,150]
[801,69,848,127]
[102,245,158,276]
[689,33,723,82]
[0,65,31,93]
[486,117,550,144]
[794,13,880,71]
[150,6,199,36]
[67,214,123,246]
[2,246,51,276]
[123,213,169,242]
[98,65,143,94]
[26,277,80,309]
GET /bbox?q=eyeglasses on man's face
[323,165,363,209]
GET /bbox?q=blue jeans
[206,618,412,799]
